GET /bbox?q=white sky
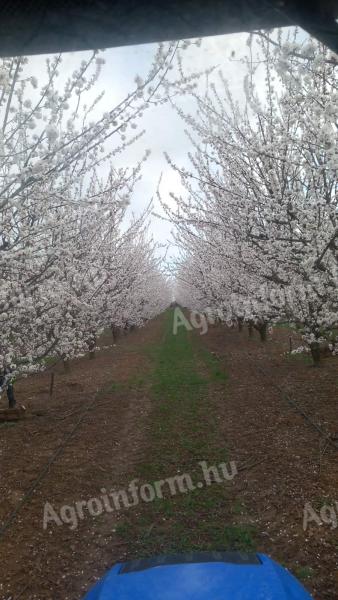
[26,31,277,263]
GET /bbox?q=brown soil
[201,322,338,600]
[0,315,337,600]
[0,316,164,600]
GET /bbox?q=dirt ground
[0,317,165,600]
[200,322,338,600]
[0,313,337,599]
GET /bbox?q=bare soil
[0,317,164,600]
[0,314,337,599]
[201,322,338,600]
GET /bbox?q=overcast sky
[27,30,282,263]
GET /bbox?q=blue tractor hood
[83,551,312,599]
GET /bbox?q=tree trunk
[310,341,321,366]
[111,325,119,342]
[49,372,55,398]
[88,335,96,359]
[63,359,70,372]
[238,317,244,332]
[0,375,16,408]
[7,381,16,408]
[289,336,293,354]
[258,322,268,342]
[248,321,254,338]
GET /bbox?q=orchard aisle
[0,310,240,600]
[107,311,338,600]
[0,310,336,599]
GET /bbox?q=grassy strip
[114,310,256,556]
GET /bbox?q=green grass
[140,310,229,473]
[113,310,256,557]
[199,347,228,383]
[115,522,133,537]
[293,565,315,581]
[0,421,17,429]
[274,322,294,330]
[312,495,336,510]
[287,352,313,365]
[110,381,124,392]
[232,499,247,515]
[209,524,256,551]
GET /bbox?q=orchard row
[165,31,338,363]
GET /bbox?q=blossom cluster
[0,44,198,383]
[163,30,338,359]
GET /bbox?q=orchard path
[0,310,337,599]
